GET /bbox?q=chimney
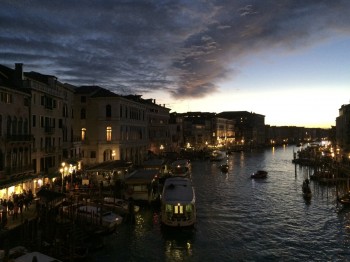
[14,63,23,88]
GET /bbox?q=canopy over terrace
[85,160,134,185]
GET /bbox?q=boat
[210,150,226,161]
[337,192,350,206]
[302,179,312,199]
[124,169,160,202]
[76,205,123,231]
[160,177,196,227]
[219,164,229,173]
[169,159,191,178]
[12,251,63,262]
[103,197,140,213]
[251,170,268,179]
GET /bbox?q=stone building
[0,64,33,198]
[336,104,350,153]
[73,87,150,166]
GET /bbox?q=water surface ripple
[92,146,350,261]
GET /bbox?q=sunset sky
[1,0,350,128]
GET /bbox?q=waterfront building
[217,111,265,147]
[181,112,215,148]
[0,64,33,198]
[124,96,171,156]
[212,117,235,148]
[73,87,150,166]
[336,104,350,154]
[169,113,185,152]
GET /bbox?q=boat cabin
[170,159,191,178]
[124,169,160,203]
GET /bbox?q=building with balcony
[0,64,33,198]
[73,87,150,166]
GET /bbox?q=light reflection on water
[91,146,350,261]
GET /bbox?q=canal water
[90,145,350,261]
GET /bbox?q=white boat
[161,177,196,227]
[12,251,62,262]
[103,197,140,213]
[170,159,191,177]
[77,205,123,230]
[210,150,226,161]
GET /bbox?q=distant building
[180,112,215,148]
[336,104,350,153]
[169,113,185,152]
[217,111,265,147]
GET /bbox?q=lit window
[81,128,86,141]
[106,126,112,141]
[174,205,184,214]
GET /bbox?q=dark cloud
[1,0,350,98]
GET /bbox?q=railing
[5,134,33,142]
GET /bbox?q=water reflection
[90,146,350,261]
[162,228,195,261]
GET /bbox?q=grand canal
[90,145,350,261]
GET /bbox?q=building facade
[0,64,33,198]
[336,104,350,153]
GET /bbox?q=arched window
[81,128,86,141]
[106,105,112,118]
[106,126,112,141]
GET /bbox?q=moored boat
[251,170,268,179]
[169,159,191,178]
[103,197,140,213]
[76,205,123,231]
[161,177,196,227]
[337,192,350,206]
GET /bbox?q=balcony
[44,126,55,134]
[5,134,33,142]
[1,165,34,178]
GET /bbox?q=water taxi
[161,177,196,227]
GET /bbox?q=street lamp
[60,162,68,193]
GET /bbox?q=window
[81,96,86,103]
[106,105,111,118]
[81,128,86,141]
[12,117,17,135]
[81,108,86,119]
[90,151,96,158]
[174,205,184,214]
[32,115,36,127]
[106,126,112,141]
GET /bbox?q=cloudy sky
[1,0,350,128]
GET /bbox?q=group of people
[0,189,34,229]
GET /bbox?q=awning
[0,174,36,189]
